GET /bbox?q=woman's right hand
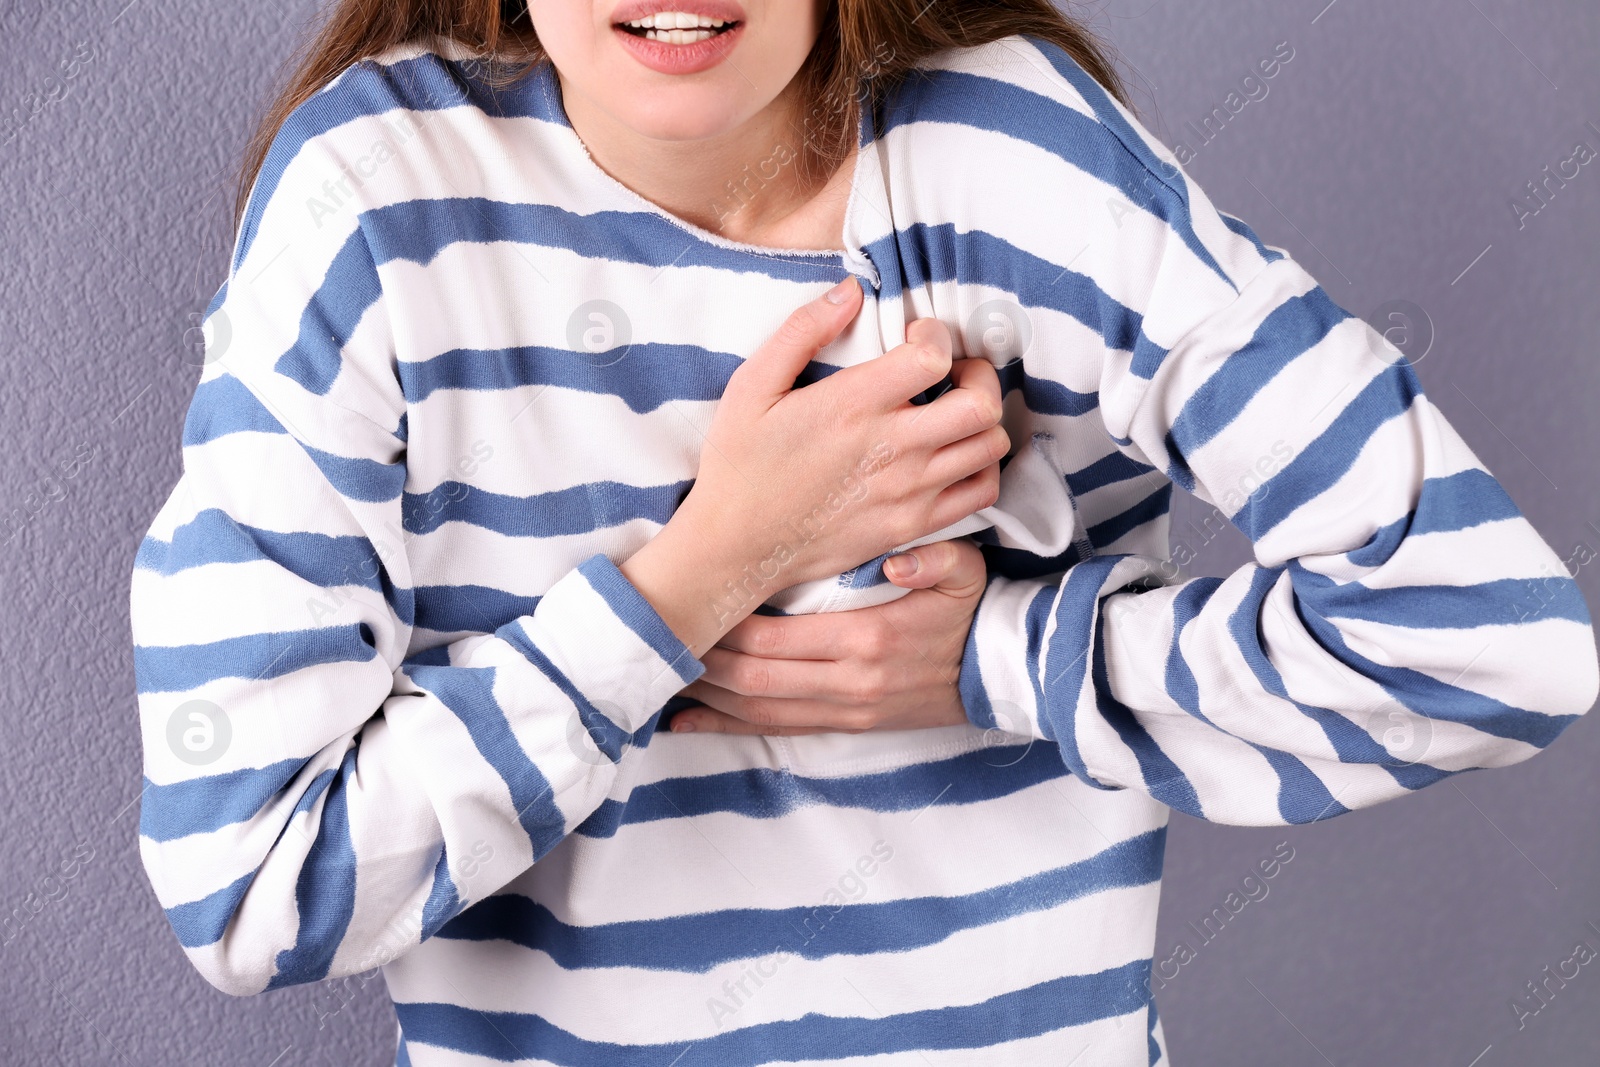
[678,274,1010,588]
[620,274,1009,658]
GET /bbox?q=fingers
[670,687,876,734]
[713,611,877,661]
[925,464,1003,532]
[734,275,862,402]
[901,367,1006,449]
[923,424,1010,486]
[947,348,1001,406]
[883,537,988,595]
[830,317,954,413]
[669,706,842,736]
[905,316,953,359]
[691,645,893,703]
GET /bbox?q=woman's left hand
[668,537,988,735]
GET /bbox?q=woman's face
[528,0,826,142]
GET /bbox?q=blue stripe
[576,740,1065,837]
[1231,567,1453,811]
[882,55,1232,297]
[134,509,381,588]
[420,847,462,941]
[291,767,338,821]
[1022,581,1058,734]
[1222,570,1356,820]
[1295,605,1580,748]
[992,353,1100,418]
[395,957,1153,1064]
[414,585,542,636]
[403,662,564,854]
[1065,450,1158,496]
[1218,212,1284,264]
[401,479,692,538]
[266,196,838,406]
[1092,613,1202,816]
[133,624,379,694]
[183,374,288,446]
[1038,556,1130,787]
[403,644,453,668]
[841,552,895,589]
[1088,485,1172,549]
[401,342,744,412]
[1346,469,1524,568]
[497,635,628,765]
[1241,572,1459,796]
[268,747,361,988]
[364,195,843,287]
[183,368,402,507]
[1292,567,1591,629]
[237,52,556,268]
[436,828,1165,972]
[978,538,1091,583]
[140,757,311,842]
[1233,361,1420,539]
[1162,579,1382,823]
[1167,287,1350,458]
[165,871,255,949]
[870,221,1145,386]
[272,224,386,396]
[204,278,228,320]
[576,553,704,685]
[301,441,405,503]
[1025,37,1234,292]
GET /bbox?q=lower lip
[611,22,744,75]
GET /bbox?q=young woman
[129,1,1598,1064]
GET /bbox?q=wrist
[620,497,761,657]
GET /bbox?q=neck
[557,71,850,247]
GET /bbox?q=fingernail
[886,553,918,579]
[825,275,857,305]
[673,718,696,732]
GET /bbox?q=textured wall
[1,0,1596,1063]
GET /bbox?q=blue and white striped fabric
[129,31,1598,1066]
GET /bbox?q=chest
[378,227,1117,625]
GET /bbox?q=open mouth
[614,15,741,44]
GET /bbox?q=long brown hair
[230,0,1134,231]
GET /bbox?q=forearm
[959,257,1598,825]
[621,496,779,659]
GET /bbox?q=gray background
[1,0,1596,1063]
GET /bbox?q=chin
[605,84,750,143]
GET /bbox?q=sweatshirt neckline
[531,59,871,264]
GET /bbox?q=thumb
[883,537,987,598]
[732,275,862,402]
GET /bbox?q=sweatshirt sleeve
[129,136,704,995]
[956,41,1599,826]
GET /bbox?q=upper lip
[610,0,745,25]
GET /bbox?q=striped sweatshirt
[129,31,1599,1067]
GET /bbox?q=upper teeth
[623,13,727,29]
